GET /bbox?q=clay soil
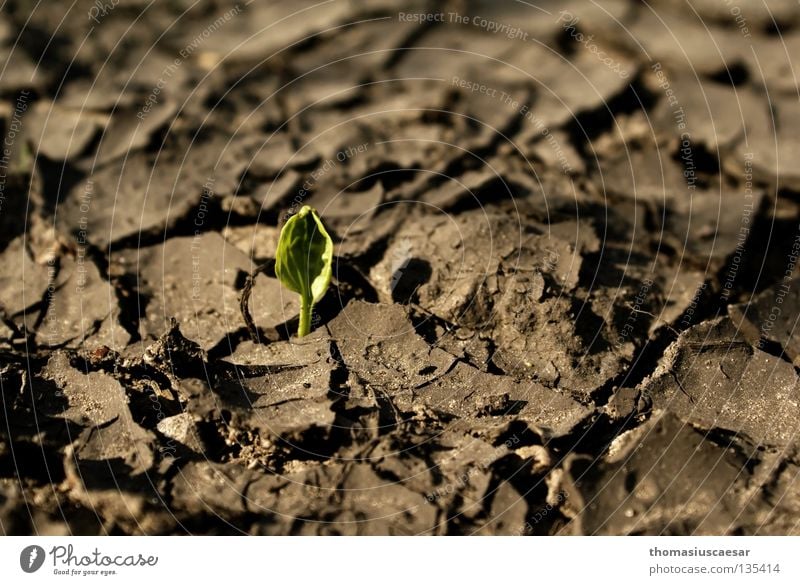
[2,0,800,535]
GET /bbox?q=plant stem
[298,296,311,337]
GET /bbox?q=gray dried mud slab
[729,278,800,366]
[328,300,591,437]
[393,27,516,80]
[646,73,757,152]
[0,48,45,93]
[171,461,256,520]
[59,132,260,247]
[650,0,799,32]
[405,361,593,439]
[156,413,205,453]
[24,102,104,162]
[247,136,314,180]
[745,459,800,535]
[746,33,800,96]
[288,19,418,75]
[740,98,800,190]
[597,146,689,208]
[474,481,528,536]
[34,254,129,349]
[62,454,173,535]
[132,232,258,350]
[168,334,337,448]
[225,348,337,440]
[369,211,624,395]
[0,236,50,316]
[327,300,457,392]
[246,272,302,334]
[41,352,155,474]
[186,2,354,65]
[0,480,25,534]
[246,462,438,535]
[519,47,635,132]
[627,11,744,75]
[670,182,764,270]
[58,154,199,248]
[564,411,754,535]
[222,224,280,261]
[640,317,800,448]
[225,333,330,368]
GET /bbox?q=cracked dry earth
[2,0,800,535]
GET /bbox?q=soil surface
[2,0,800,535]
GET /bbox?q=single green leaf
[274,205,333,336]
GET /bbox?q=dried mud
[2,0,800,535]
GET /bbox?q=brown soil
[2,0,800,535]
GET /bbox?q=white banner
[0,537,797,584]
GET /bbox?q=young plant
[275,205,333,337]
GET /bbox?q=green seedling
[275,205,333,337]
